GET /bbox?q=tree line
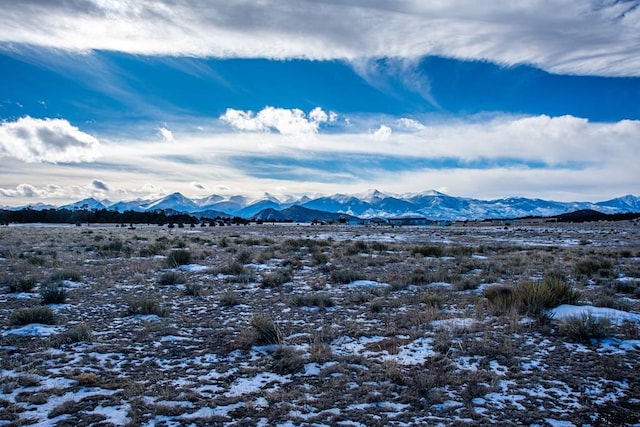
[0,208,249,226]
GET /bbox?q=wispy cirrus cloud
[1,112,639,204]
[0,1,639,77]
[0,116,100,163]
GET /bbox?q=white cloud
[0,1,639,76]
[396,118,427,131]
[0,116,100,163]
[220,106,336,135]
[157,126,175,143]
[191,182,206,190]
[373,125,392,139]
[1,114,639,205]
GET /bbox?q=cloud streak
[0,116,100,163]
[1,112,638,204]
[0,1,639,76]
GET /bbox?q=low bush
[55,323,92,345]
[559,313,611,343]
[312,252,329,265]
[220,290,239,306]
[183,283,202,297]
[40,282,67,304]
[330,269,365,284]
[158,271,184,286]
[11,306,56,325]
[291,293,334,309]
[167,250,191,268]
[251,314,283,345]
[516,277,581,316]
[235,250,253,265]
[220,262,246,276]
[484,277,581,317]
[8,278,38,293]
[576,258,614,278]
[48,269,82,282]
[412,245,443,258]
[261,269,293,288]
[483,285,515,315]
[271,346,305,374]
[127,298,167,317]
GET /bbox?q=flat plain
[1,221,639,426]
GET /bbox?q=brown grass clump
[11,306,56,325]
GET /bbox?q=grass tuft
[127,298,167,317]
[261,268,293,288]
[158,271,184,286]
[251,314,283,345]
[40,282,67,304]
[11,306,56,325]
[167,249,191,268]
[559,313,611,343]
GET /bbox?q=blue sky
[1,0,639,205]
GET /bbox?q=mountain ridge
[9,190,640,221]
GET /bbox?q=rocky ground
[1,222,639,426]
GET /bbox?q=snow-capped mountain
[25,191,640,221]
[141,192,200,212]
[59,197,107,211]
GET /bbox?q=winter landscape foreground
[1,221,639,426]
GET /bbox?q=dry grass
[0,222,638,426]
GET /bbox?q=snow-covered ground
[0,223,639,425]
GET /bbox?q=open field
[1,222,639,426]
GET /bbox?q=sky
[1,0,639,206]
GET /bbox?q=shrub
[139,242,166,257]
[483,285,515,315]
[484,277,581,317]
[291,293,334,309]
[183,283,202,297]
[220,289,240,306]
[516,277,581,317]
[127,298,167,316]
[48,269,81,282]
[261,269,293,288]
[453,277,479,291]
[11,306,56,325]
[330,269,365,284]
[271,346,305,374]
[251,314,283,345]
[422,294,444,309]
[40,282,67,304]
[158,271,184,286]
[559,313,611,343]
[220,261,246,275]
[8,277,38,293]
[235,250,253,265]
[412,245,443,258]
[345,241,369,255]
[576,258,614,278]
[312,252,329,265]
[56,323,92,345]
[167,250,191,268]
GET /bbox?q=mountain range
[7,190,640,222]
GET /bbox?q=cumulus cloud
[0,116,100,163]
[220,106,336,135]
[157,126,175,143]
[0,1,638,76]
[373,125,392,139]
